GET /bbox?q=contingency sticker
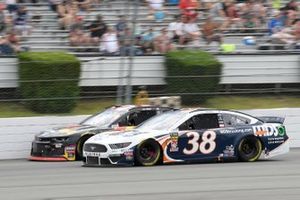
[169,132,179,152]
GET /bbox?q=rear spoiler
[257,116,285,124]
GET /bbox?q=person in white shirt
[100,27,119,55]
[147,0,164,18]
[147,0,164,10]
[168,15,184,42]
[180,15,201,45]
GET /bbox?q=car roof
[107,104,174,112]
[180,108,242,114]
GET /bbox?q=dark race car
[83,108,289,166]
[30,105,174,161]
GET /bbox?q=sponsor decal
[54,143,63,148]
[169,132,179,152]
[277,126,286,136]
[124,150,134,160]
[85,151,101,157]
[218,114,225,128]
[219,128,252,134]
[267,137,285,144]
[65,145,76,158]
[223,145,234,157]
[253,125,285,137]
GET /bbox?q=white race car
[83,108,289,166]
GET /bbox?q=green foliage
[18,52,81,113]
[165,50,222,104]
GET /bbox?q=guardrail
[0,108,299,160]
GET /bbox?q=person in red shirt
[179,0,199,10]
[179,0,199,20]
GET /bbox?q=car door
[166,113,221,162]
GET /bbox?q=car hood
[38,124,108,138]
[86,129,167,145]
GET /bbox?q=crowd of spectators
[1,0,297,55]
[60,0,299,55]
[0,1,34,55]
[268,0,300,48]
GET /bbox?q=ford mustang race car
[30,105,173,161]
[83,108,289,166]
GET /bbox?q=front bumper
[83,148,135,166]
[30,140,76,161]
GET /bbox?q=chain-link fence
[0,54,299,113]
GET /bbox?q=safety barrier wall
[0,55,299,88]
[0,108,299,160]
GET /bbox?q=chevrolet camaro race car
[30,105,173,161]
[83,108,289,166]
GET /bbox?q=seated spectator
[14,6,31,36]
[115,15,127,37]
[202,16,223,45]
[48,0,63,15]
[147,0,164,12]
[5,0,18,14]
[283,0,299,26]
[293,19,300,42]
[5,14,15,32]
[89,14,107,43]
[208,1,227,30]
[179,0,199,20]
[268,10,285,35]
[270,17,299,47]
[0,35,14,55]
[180,16,201,45]
[240,0,260,28]
[141,27,156,54]
[147,0,165,20]
[0,4,6,34]
[69,16,93,46]
[179,0,199,10]
[75,0,91,12]
[271,27,296,47]
[154,28,174,53]
[253,0,267,25]
[119,27,142,56]
[100,27,119,55]
[59,2,78,30]
[5,29,20,52]
[224,0,241,28]
[167,14,184,42]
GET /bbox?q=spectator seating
[8,0,299,55]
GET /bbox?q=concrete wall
[0,55,299,88]
[0,108,299,160]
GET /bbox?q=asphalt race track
[0,149,299,200]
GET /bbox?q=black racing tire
[238,136,262,162]
[76,135,92,161]
[135,139,162,166]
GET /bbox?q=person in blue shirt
[268,10,285,35]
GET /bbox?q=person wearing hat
[134,86,149,106]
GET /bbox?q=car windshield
[136,110,186,131]
[80,107,129,127]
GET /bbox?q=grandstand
[9,0,298,55]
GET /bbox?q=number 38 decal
[183,131,216,155]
